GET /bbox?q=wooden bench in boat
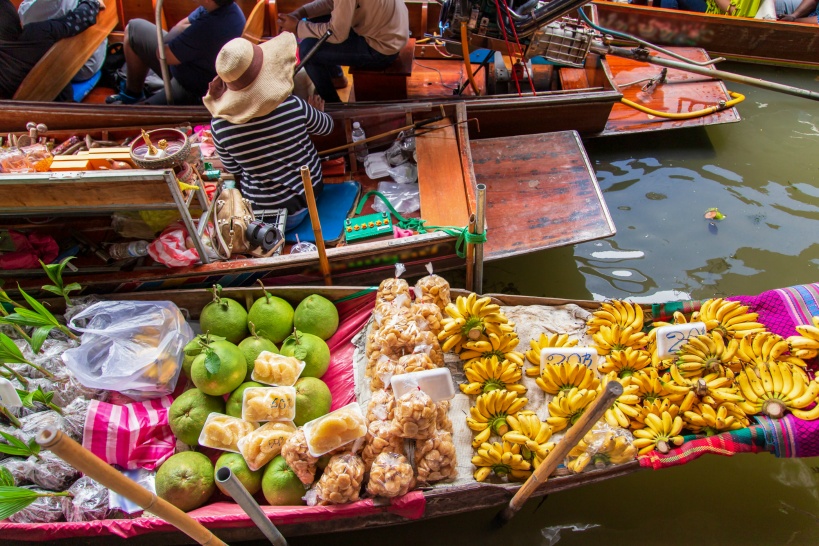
[350,38,415,101]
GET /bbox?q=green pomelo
[247,294,294,344]
[262,455,306,506]
[156,451,215,512]
[182,334,226,379]
[190,340,247,396]
[238,334,278,381]
[293,294,339,340]
[214,452,262,497]
[280,330,331,379]
[169,387,225,446]
[294,377,332,427]
[226,381,265,418]
[200,297,249,344]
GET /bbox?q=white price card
[0,378,23,408]
[540,347,598,373]
[391,368,456,403]
[654,322,707,360]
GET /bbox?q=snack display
[241,386,297,422]
[237,421,298,471]
[281,428,319,485]
[371,356,405,391]
[251,352,305,386]
[366,313,419,363]
[361,419,405,468]
[366,389,396,422]
[415,429,458,485]
[412,302,444,336]
[199,413,258,453]
[313,453,366,505]
[391,389,437,440]
[436,400,453,433]
[303,402,368,457]
[376,275,410,306]
[366,452,415,498]
[413,263,451,311]
[399,353,437,374]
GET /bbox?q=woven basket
[129,128,190,170]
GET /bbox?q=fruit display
[251,352,305,386]
[502,411,555,469]
[198,413,258,453]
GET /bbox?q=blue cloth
[168,3,245,98]
[660,0,707,10]
[285,181,361,244]
[70,68,101,102]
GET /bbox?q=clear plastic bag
[61,476,111,522]
[366,389,395,422]
[237,421,296,471]
[61,301,193,400]
[413,262,451,311]
[371,182,420,214]
[28,451,80,491]
[309,453,365,506]
[366,452,415,498]
[0,457,33,485]
[411,302,444,336]
[375,264,409,305]
[361,419,404,469]
[390,390,437,440]
[387,163,418,184]
[565,422,638,473]
[8,488,65,523]
[415,429,457,485]
[281,428,319,485]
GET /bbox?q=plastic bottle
[108,240,150,260]
[351,122,368,162]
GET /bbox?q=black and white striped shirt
[211,95,334,214]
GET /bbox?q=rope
[355,190,487,258]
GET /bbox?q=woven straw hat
[204,33,297,124]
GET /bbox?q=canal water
[290,61,819,545]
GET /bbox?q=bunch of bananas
[566,424,638,473]
[630,398,681,431]
[532,361,600,395]
[546,387,598,432]
[472,440,532,482]
[631,368,686,405]
[736,362,819,419]
[439,293,513,353]
[598,347,652,379]
[524,333,579,367]
[787,316,819,360]
[736,331,790,366]
[586,300,645,336]
[599,373,640,429]
[466,390,528,447]
[693,298,766,340]
[503,411,555,468]
[667,367,744,405]
[673,331,739,378]
[682,403,745,436]
[459,355,526,395]
[460,332,525,368]
[591,324,649,356]
[632,411,685,455]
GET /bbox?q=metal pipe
[215,467,288,546]
[474,184,486,294]
[294,30,333,74]
[155,0,173,104]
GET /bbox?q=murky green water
[292,62,819,545]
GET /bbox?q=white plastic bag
[61,301,194,400]
[372,182,420,214]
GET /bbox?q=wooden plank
[242,0,266,44]
[416,117,470,227]
[559,68,590,90]
[471,130,615,261]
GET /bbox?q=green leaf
[293,346,308,361]
[30,387,53,407]
[0,468,14,487]
[0,333,26,363]
[29,327,51,354]
[204,350,221,375]
[63,283,82,294]
[0,431,34,457]
[0,496,36,520]
[26,438,40,457]
[0,309,52,328]
[39,260,61,287]
[15,390,34,409]
[39,285,63,297]
[18,288,60,327]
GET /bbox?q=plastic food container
[302,402,368,457]
[198,413,258,453]
[251,352,305,386]
[237,421,297,471]
[241,386,297,422]
[390,368,456,403]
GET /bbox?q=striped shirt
[211,95,334,214]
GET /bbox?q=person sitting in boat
[0,0,100,100]
[776,0,819,21]
[659,0,707,12]
[277,0,409,103]
[106,0,245,105]
[204,34,334,230]
[704,0,761,15]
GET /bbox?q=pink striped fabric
[82,396,176,470]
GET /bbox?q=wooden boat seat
[559,68,591,90]
[242,0,267,44]
[13,1,119,102]
[350,38,415,101]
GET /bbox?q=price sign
[0,378,22,408]
[540,347,598,373]
[654,322,707,360]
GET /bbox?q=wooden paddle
[494,380,624,526]
[300,166,332,286]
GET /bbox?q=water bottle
[108,240,150,260]
[351,122,368,162]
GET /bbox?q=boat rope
[621,90,745,119]
[355,190,487,259]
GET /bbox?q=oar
[294,30,333,75]
[494,380,623,526]
[215,467,288,546]
[317,115,444,157]
[300,165,332,286]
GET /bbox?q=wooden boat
[593,0,819,70]
[0,102,616,295]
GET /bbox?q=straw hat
[203,33,297,124]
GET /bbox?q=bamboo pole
[215,467,288,546]
[494,380,624,526]
[465,213,476,292]
[474,184,487,295]
[36,426,227,546]
[300,166,332,286]
[318,116,444,156]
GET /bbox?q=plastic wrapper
[11,337,77,381]
[375,264,409,306]
[387,162,418,184]
[366,389,395,422]
[399,353,437,374]
[0,147,31,173]
[414,330,445,366]
[366,313,429,363]
[7,488,64,523]
[49,368,110,407]
[361,419,404,469]
[366,452,415,498]
[303,402,367,457]
[111,212,161,240]
[29,451,80,491]
[251,353,305,386]
[198,413,258,453]
[411,302,443,336]
[413,263,451,311]
[311,453,365,506]
[390,390,437,440]
[61,476,111,522]
[21,143,53,171]
[237,421,297,471]
[565,422,638,473]
[61,301,193,400]
[371,181,420,214]
[281,428,319,485]
[242,386,297,422]
[0,457,33,485]
[371,356,405,391]
[436,400,452,433]
[415,429,457,485]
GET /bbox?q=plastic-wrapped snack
[415,429,457,485]
[373,294,412,323]
[565,422,638,473]
[366,313,419,363]
[411,302,443,336]
[413,262,451,311]
[62,397,92,441]
[8,488,64,523]
[50,368,109,407]
[414,330,444,366]
[366,389,395,422]
[29,451,80,491]
[237,421,297,471]
[281,428,319,485]
[399,353,437,374]
[251,352,305,387]
[366,452,415,498]
[303,403,368,457]
[436,400,452,433]
[376,263,409,306]
[242,386,297,422]
[361,419,404,469]
[371,356,405,391]
[390,389,437,440]
[61,476,111,522]
[312,453,365,505]
[0,457,32,485]
[199,413,258,452]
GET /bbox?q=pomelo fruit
[293,294,339,340]
[280,330,331,378]
[238,324,279,381]
[214,452,262,497]
[226,381,265,418]
[247,290,294,344]
[190,339,247,396]
[169,387,225,446]
[293,377,332,426]
[182,334,226,379]
[199,287,249,344]
[262,455,306,506]
[156,451,215,512]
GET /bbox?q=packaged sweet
[411,302,444,336]
[366,452,415,498]
[361,419,404,469]
[8,487,64,523]
[303,402,368,457]
[436,400,453,433]
[565,422,638,473]
[241,386,297,422]
[312,453,365,505]
[61,476,111,522]
[366,389,395,422]
[198,413,258,453]
[390,389,437,440]
[416,429,458,485]
[237,421,297,471]
[371,356,405,391]
[0,457,32,485]
[281,428,319,485]
[376,263,409,306]
[413,262,451,311]
[367,313,430,363]
[251,352,305,387]
[414,330,445,366]
[399,353,437,373]
[0,147,31,173]
[28,451,80,491]
[21,143,53,172]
